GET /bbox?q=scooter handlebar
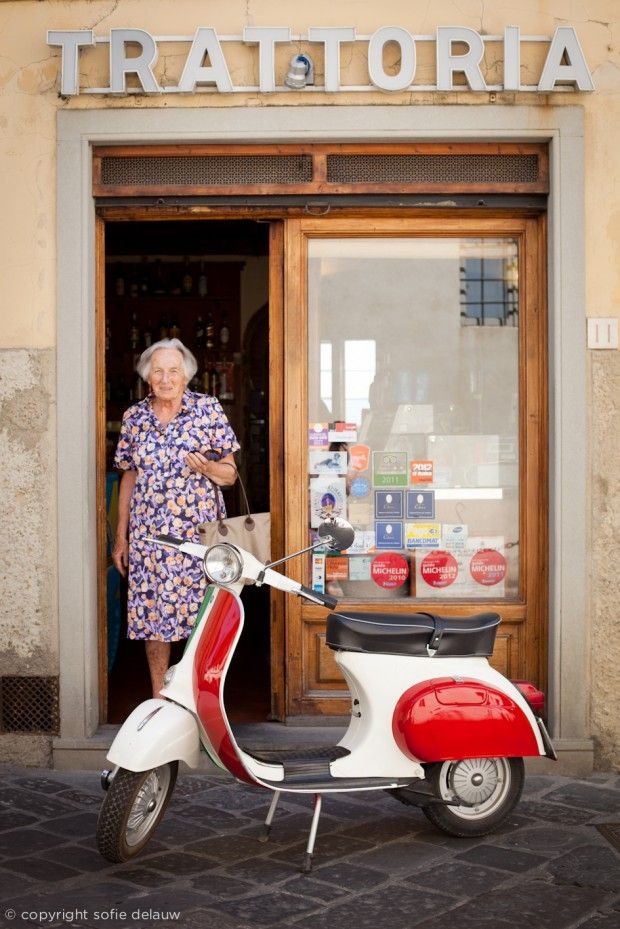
[298,585,338,611]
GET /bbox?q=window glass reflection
[307,237,519,602]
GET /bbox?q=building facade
[0,1,618,772]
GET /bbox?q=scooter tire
[421,757,524,838]
[96,762,178,863]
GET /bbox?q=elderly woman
[111,338,239,698]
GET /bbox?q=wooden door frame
[284,213,548,718]
[95,209,287,721]
[96,206,547,722]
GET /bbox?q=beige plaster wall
[0,1,618,766]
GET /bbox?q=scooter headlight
[204,544,244,585]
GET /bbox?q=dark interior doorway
[104,219,271,724]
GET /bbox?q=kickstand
[302,793,322,873]
[259,790,281,843]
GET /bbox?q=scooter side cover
[192,588,258,785]
[393,677,541,762]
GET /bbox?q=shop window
[307,237,520,603]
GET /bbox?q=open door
[96,216,285,723]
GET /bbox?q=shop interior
[104,219,271,723]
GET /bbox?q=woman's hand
[186,451,237,486]
[112,537,129,577]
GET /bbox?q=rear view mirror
[318,517,355,552]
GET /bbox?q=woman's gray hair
[136,339,198,383]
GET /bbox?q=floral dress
[114,390,240,641]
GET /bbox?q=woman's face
[148,348,187,403]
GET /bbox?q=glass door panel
[307,237,520,603]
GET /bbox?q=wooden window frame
[284,213,547,718]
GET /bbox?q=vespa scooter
[97,518,556,871]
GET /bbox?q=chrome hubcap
[125,765,171,846]
[441,758,511,819]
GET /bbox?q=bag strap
[213,460,255,530]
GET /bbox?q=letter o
[368,27,416,91]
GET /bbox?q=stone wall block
[0,349,58,674]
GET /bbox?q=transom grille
[0,676,60,734]
[101,154,313,187]
[326,153,540,185]
[93,144,549,197]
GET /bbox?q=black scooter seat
[326,610,501,658]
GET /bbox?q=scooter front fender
[106,698,200,772]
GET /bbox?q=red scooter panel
[392,677,541,762]
[193,588,258,785]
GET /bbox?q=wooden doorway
[95,215,285,723]
[283,214,548,718]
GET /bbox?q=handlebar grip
[299,585,338,610]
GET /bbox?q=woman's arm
[186,451,238,486]
[111,469,137,576]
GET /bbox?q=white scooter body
[107,534,549,788]
[100,525,555,870]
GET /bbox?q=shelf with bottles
[104,257,243,427]
[107,256,243,302]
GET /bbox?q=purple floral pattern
[114,390,240,641]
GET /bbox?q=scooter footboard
[106,698,200,771]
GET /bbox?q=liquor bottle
[129,313,140,350]
[218,310,231,348]
[153,260,166,296]
[205,311,215,351]
[182,257,193,295]
[139,257,150,296]
[129,266,139,298]
[143,320,153,348]
[133,376,145,401]
[159,313,170,340]
[169,316,181,340]
[194,314,205,350]
[198,260,208,297]
[114,263,125,297]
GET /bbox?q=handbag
[198,463,271,565]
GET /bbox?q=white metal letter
[538,27,594,91]
[47,30,95,96]
[436,27,486,91]
[368,26,416,92]
[243,27,291,92]
[307,27,356,93]
[503,25,521,91]
[179,28,234,93]
[109,29,159,93]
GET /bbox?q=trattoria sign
[47,26,594,96]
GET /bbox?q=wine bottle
[129,313,140,350]
[143,320,153,348]
[114,263,125,297]
[194,314,205,350]
[182,257,193,295]
[198,260,208,297]
[153,260,166,296]
[218,310,230,348]
[129,267,139,298]
[139,257,150,296]
[205,311,215,351]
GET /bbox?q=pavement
[0,762,618,929]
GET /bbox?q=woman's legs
[145,640,171,698]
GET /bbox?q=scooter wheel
[96,762,178,862]
[421,757,524,837]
